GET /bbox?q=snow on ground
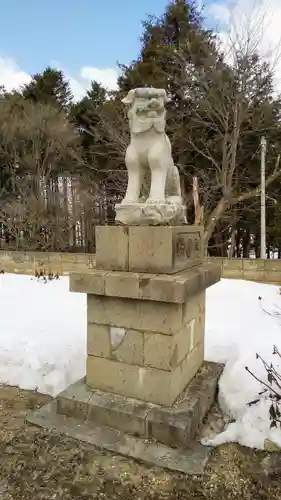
[204,278,281,450]
[1,272,281,449]
[0,273,86,396]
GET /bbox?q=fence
[1,251,281,284]
[207,257,281,284]
[0,250,95,275]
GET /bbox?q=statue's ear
[121,89,136,105]
[161,89,171,104]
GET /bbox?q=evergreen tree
[118,0,217,98]
[22,67,73,109]
[71,81,107,132]
[87,81,107,105]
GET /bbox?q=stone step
[26,400,213,475]
[56,361,223,449]
[70,261,221,304]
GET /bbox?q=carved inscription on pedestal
[173,231,201,267]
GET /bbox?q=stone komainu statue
[115,87,186,225]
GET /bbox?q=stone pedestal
[26,225,223,474]
[95,225,203,273]
[69,224,220,408]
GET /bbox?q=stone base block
[26,402,213,475]
[86,341,204,406]
[56,361,222,449]
[95,225,204,274]
[26,362,223,474]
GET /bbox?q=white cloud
[80,67,118,91]
[0,55,119,100]
[0,57,31,91]
[206,0,281,91]
[67,76,87,102]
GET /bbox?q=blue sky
[0,0,181,74]
[0,0,278,97]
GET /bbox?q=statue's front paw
[121,198,136,205]
[146,198,165,205]
[166,195,182,205]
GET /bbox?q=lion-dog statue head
[122,87,170,135]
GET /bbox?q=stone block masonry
[70,224,220,407]
[55,361,223,449]
[24,224,222,472]
[95,225,204,274]
[84,304,199,406]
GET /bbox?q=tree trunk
[63,176,69,248]
[214,231,222,256]
[193,176,201,224]
[228,226,236,258]
[235,228,241,257]
[255,232,260,258]
[242,228,250,258]
[204,198,226,248]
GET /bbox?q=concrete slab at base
[25,361,223,474]
[26,401,213,475]
[55,361,222,448]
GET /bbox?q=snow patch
[204,278,281,449]
[1,273,281,449]
[0,273,86,397]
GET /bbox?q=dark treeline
[1,0,281,256]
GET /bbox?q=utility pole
[260,136,267,259]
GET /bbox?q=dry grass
[0,385,280,499]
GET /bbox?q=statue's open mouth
[147,111,158,118]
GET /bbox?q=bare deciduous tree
[177,4,281,247]
[0,96,83,250]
